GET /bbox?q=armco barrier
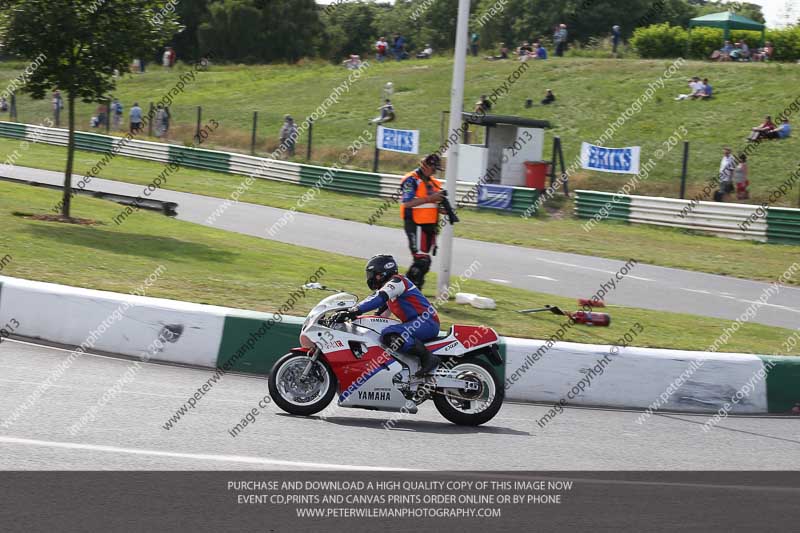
[0,121,540,215]
[576,189,800,244]
[1,275,797,414]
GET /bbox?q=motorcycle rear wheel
[433,357,504,426]
[268,351,337,416]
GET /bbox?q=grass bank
[1,56,799,207]
[0,180,796,355]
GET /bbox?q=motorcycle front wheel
[268,351,337,416]
[433,357,504,426]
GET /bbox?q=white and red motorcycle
[268,291,504,426]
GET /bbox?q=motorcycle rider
[338,254,441,377]
[400,154,445,290]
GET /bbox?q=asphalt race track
[2,339,798,470]
[3,166,800,329]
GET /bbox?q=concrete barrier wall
[1,275,797,414]
[501,337,769,413]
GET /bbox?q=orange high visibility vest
[400,171,442,225]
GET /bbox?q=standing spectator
[0,96,8,112]
[375,36,388,62]
[111,98,123,130]
[52,90,63,112]
[169,47,177,67]
[279,115,297,157]
[52,90,63,125]
[392,33,407,61]
[717,147,735,199]
[155,104,170,137]
[734,153,749,200]
[163,47,172,69]
[612,25,621,54]
[554,24,568,57]
[129,102,143,134]
[470,32,480,57]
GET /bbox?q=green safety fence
[766,207,800,245]
[0,120,555,218]
[574,190,632,222]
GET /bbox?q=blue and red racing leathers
[356,275,440,351]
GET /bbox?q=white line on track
[534,258,653,281]
[0,435,410,471]
[528,275,558,281]
[681,288,711,294]
[490,278,511,284]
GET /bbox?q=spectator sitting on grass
[474,94,492,115]
[765,118,791,140]
[699,78,713,99]
[712,40,734,61]
[343,54,362,69]
[535,42,548,59]
[753,41,774,62]
[675,77,703,100]
[541,89,555,105]
[370,99,395,124]
[485,43,509,61]
[748,115,776,141]
[516,41,533,58]
[416,44,433,59]
[0,97,8,112]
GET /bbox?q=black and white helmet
[365,254,398,290]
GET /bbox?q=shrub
[632,22,800,61]
[630,23,687,59]
[766,26,800,62]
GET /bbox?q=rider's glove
[333,307,359,323]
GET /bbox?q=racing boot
[409,339,440,377]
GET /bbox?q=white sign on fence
[377,126,420,154]
[580,142,641,175]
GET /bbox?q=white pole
[437,0,471,299]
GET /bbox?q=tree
[197,0,321,63]
[0,0,179,219]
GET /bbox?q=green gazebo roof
[689,11,765,32]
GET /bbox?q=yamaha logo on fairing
[358,391,391,401]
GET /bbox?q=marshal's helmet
[365,254,399,291]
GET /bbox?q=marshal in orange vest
[399,171,442,225]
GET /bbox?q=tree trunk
[61,94,76,219]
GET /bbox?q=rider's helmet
[365,254,399,291]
